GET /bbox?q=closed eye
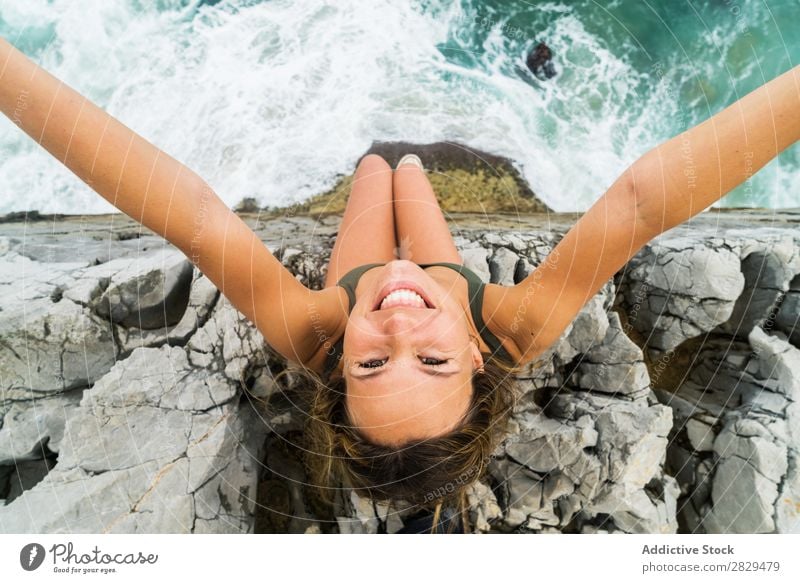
[420,357,449,366]
[357,357,450,368]
[359,358,387,369]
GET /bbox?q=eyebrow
[351,364,462,380]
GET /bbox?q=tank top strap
[322,262,385,381]
[336,262,386,314]
[322,336,344,382]
[419,262,513,362]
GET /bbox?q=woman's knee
[357,153,391,173]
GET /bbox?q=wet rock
[526,41,557,80]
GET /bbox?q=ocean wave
[0,0,797,214]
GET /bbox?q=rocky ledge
[0,204,798,534]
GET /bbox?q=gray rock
[83,345,237,413]
[62,275,109,306]
[92,247,194,329]
[718,251,793,338]
[0,338,265,533]
[1,463,164,533]
[489,247,519,285]
[335,491,413,534]
[491,390,674,533]
[460,247,491,282]
[0,247,88,308]
[593,400,672,489]
[0,390,83,464]
[2,208,798,534]
[748,326,800,396]
[774,274,800,347]
[685,418,715,452]
[713,425,787,483]
[566,295,609,354]
[775,455,800,533]
[119,270,219,354]
[466,480,502,532]
[621,237,744,355]
[656,324,800,533]
[589,474,680,533]
[573,311,650,395]
[706,455,777,533]
[188,294,266,382]
[0,297,117,397]
[504,414,586,473]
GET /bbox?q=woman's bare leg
[392,163,462,264]
[324,154,396,288]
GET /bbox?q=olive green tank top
[322,261,513,380]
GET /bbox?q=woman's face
[342,260,484,446]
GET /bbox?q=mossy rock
[261,141,551,219]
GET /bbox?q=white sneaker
[396,153,424,171]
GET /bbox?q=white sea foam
[0,0,797,215]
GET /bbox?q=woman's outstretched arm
[0,36,210,250]
[0,36,338,365]
[632,64,800,234]
[497,64,800,365]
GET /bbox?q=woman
[1,35,798,532]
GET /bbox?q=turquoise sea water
[1,0,798,214]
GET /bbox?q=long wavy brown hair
[288,351,523,533]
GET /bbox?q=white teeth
[379,288,427,309]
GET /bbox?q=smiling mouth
[372,281,435,311]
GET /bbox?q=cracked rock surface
[616,216,800,534]
[1,208,798,533]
